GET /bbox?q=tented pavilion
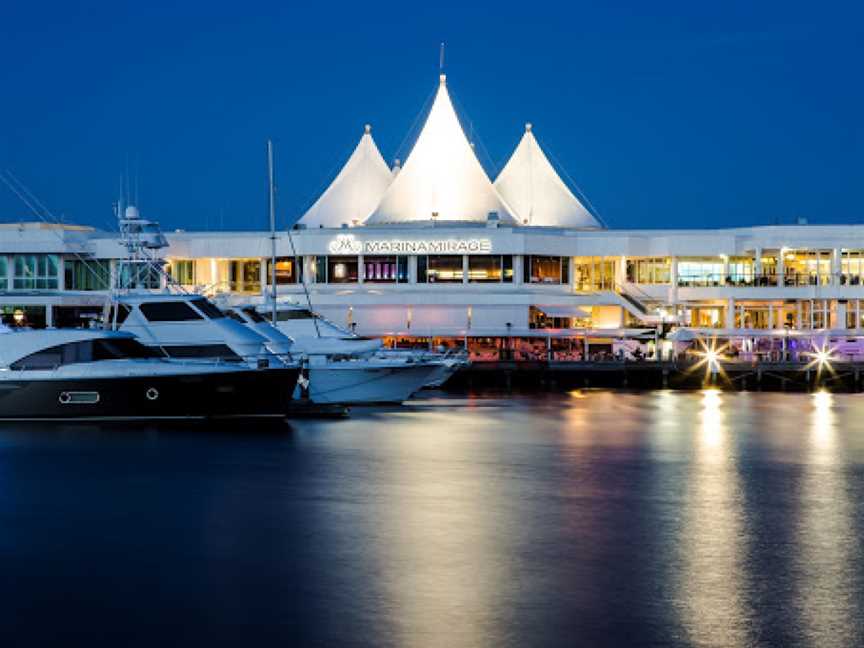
[297,73,601,230]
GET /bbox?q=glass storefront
[327,256,359,283]
[524,256,568,284]
[12,254,59,290]
[418,255,463,283]
[364,256,408,283]
[468,255,513,283]
[229,259,261,293]
[266,257,302,284]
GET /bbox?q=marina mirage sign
[327,234,492,255]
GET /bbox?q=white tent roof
[365,75,517,225]
[494,124,601,228]
[299,125,393,228]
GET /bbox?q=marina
[3,2,864,646]
[2,73,864,409]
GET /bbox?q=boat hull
[0,367,299,421]
[304,363,438,405]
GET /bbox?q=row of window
[19,252,864,293]
[0,255,61,290]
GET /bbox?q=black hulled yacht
[0,329,298,421]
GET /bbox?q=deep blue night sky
[1,1,861,232]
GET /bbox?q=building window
[847,300,862,329]
[0,257,6,289]
[783,250,832,286]
[229,260,261,293]
[168,260,196,286]
[313,256,327,283]
[418,255,463,283]
[266,257,301,285]
[625,258,670,284]
[677,258,725,287]
[117,261,162,289]
[364,256,408,283]
[841,250,864,286]
[65,259,111,291]
[799,299,830,329]
[574,257,616,291]
[727,257,754,285]
[327,256,359,283]
[524,256,567,284]
[468,255,513,283]
[12,254,59,290]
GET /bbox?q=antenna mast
[267,139,278,325]
[439,42,445,72]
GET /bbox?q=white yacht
[232,303,444,404]
[0,329,299,421]
[104,293,289,369]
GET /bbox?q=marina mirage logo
[328,234,363,254]
[327,234,492,255]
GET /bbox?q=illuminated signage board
[327,234,492,255]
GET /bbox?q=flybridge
[327,234,492,255]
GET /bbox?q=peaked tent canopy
[494,124,601,228]
[365,75,517,226]
[298,125,393,228]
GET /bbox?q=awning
[536,305,591,318]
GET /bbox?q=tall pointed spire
[494,123,601,228]
[365,75,517,225]
[298,125,393,228]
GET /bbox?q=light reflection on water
[677,389,751,648]
[1,391,863,646]
[796,391,859,647]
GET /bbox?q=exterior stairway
[594,284,667,326]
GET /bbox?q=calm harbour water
[1,390,863,647]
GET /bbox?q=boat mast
[267,139,278,325]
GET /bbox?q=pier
[449,359,864,392]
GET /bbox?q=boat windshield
[242,307,267,324]
[276,309,315,321]
[192,298,226,320]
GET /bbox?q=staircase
[596,284,669,326]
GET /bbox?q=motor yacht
[225,303,444,404]
[264,303,466,387]
[0,329,297,421]
[104,293,291,369]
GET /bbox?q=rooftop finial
[525,122,533,132]
[364,124,372,134]
[439,73,447,85]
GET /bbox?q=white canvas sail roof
[299,125,393,228]
[495,124,601,228]
[365,75,517,225]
